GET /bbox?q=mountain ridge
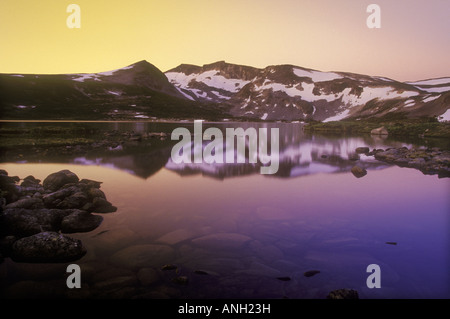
[1,59,449,122]
[165,60,450,122]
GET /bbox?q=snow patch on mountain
[422,95,441,103]
[403,99,416,108]
[418,86,450,93]
[323,109,351,122]
[71,65,135,82]
[339,87,420,107]
[165,70,250,94]
[175,87,195,100]
[293,68,343,82]
[407,78,450,86]
[406,77,450,93]
[438,109,450,122]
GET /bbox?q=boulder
[2,208,102,236]
[355,147,370,154]
[2,208,65,236]
[42,186,77,208]
[60,210,103,233]
[20,176,41,188]
[11,231,86,263]
[87,188,106,200]
[56,191,89,209]
[90,197,117,213]
[370,126,388,136]
[43,170,79,191]
[0,172,20,204]
[5,197,44,209]
[351,166,367,178]
[79,179,103,189]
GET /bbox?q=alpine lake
[0,121,448,299]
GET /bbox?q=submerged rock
[276,276,291,281]
[110,244,175,269]
[11,231,86,263]
[191,233,252,249]
[172,276,189,285]
[327,288,359,299]
[351,165,367,178]
[304,270,320,277]
[161,264,178,271]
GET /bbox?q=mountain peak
[164,60,449,122]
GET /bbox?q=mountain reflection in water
[1,122,418,179]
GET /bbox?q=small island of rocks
[0,169,117,264]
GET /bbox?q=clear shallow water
[0,122,449,299]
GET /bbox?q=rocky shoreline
[0,169,117,263]
[360,146,450,178]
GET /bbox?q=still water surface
[0,122,448,299]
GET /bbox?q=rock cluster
[0,169,117,263]
[372,147,450,178]
[349,146,450,178]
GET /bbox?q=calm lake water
[0,121,449,299]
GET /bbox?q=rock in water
[370,126,389,136]
[60,210,103,233]
[327,288,359,299]
[304,270,320,277]
[43,170,79,191]
[351,166,367,178]
[355,147,370,154]
[11,231,86,263]
[90,197,117,213]
[2,208,64,236]
[0,171,21,204]
[5,197,44,209]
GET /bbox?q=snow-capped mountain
[1,59,449,122]
[165,61,450,122]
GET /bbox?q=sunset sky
[0,0,448,82]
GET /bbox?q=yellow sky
[0,0,448,81]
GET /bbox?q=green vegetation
[304,117,450,139]
[0,125,100,148]
[0,74,236,121]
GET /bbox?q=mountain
[165,61,450,122]
[1,59,449,122]
[0,60,231,120]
